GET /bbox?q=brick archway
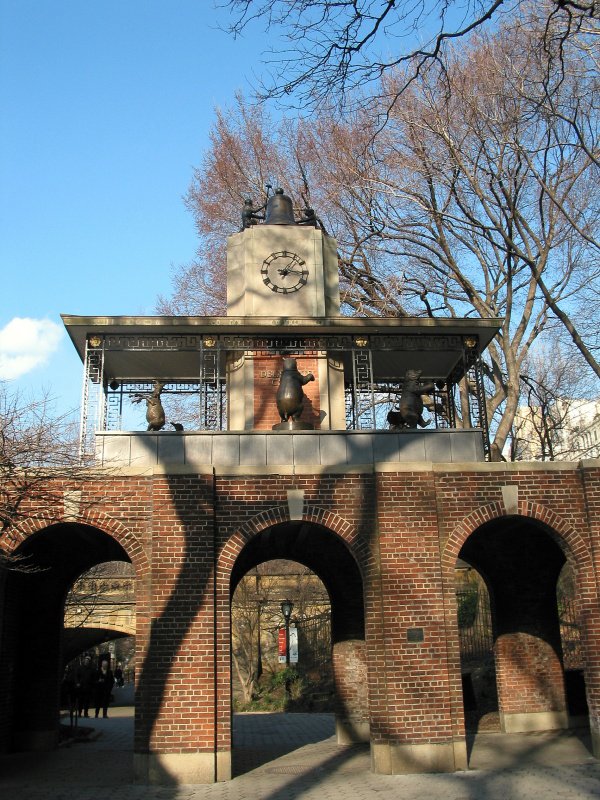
[218,503,368,580]
[0,511,149,754]
[0,510,149,577]
[441,500,599,744]
[442,501,593,580]
[214,502,369,758]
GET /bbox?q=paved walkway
[1,686,600,799]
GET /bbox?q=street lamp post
[281,599,295,701]
[281,599,294,667]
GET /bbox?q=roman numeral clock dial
[261,251,309,294]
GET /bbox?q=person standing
[94,659,115,719]
[76,655,95,718]
[61,663,78,725]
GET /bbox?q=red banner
[278,628,287,658]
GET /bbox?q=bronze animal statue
[132,381,166,431]
[276,358,315,423]
[387,369,436,429]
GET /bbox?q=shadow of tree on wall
[131,436,377,784]
[132,469,217,784]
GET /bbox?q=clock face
[261,251,309,293]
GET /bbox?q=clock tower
[225,189,345,430]
[226,188,340,318]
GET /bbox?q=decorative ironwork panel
[79,339,105,461]
[220,334,354,352]
[93,331,465,354]
[104,334,203,351]
[105,389,123,431]
[297,612,332,673]
[374,335,463,351]
[464,343,491,458]
[200,348,226,430]
[351,348,375,429]
[559,594,583,670]
[429,385,455,429]
[104,381,205,432]
[457,588,493,662]
[365,382,402,430]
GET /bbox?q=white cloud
[0,317,64,379]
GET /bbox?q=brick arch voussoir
[442,500,592,578]
[77,509,150,575]
[217,504,366,585]
[0,510,149,576]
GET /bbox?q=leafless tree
[324,26,600,449]
[222,0,599,114]
[162,17,598,455]
[508,344,599,459]
[231,561,330,704]
[0,383,112,571]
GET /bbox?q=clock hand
[277,257,296,277]
[277,267,303,277]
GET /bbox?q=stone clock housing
[226,220,340,318]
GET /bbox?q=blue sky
[0,0,269,415]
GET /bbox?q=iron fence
[558,594,584,670]
[457,587,584,670]
[297,612,332,673]
[457,589,493,662]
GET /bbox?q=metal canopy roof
[62,314,502,383]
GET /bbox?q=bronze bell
[264,188,296,225]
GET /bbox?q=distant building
[510,398,600,461]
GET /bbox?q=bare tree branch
[221,0,599,113]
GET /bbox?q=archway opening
[557,561,588,720]
[61,560,136,727]
[64,561,136,662]
[232,559,332,713]
[1,522,132,753]
[229,520,367,776]
[454,561,497,732]
[456,515,588,750]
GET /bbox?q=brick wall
[0,462,599,772]
[364,471,455,744]
[333,639,369,723]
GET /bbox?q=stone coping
[92,459,600,478]
[95,429,486,469]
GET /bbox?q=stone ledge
[134,751,231,785]
[95,429,485,469]
[371,739,466,774]
[90,456,600,477]
[500,710,569,733]
[434,460,599,473]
